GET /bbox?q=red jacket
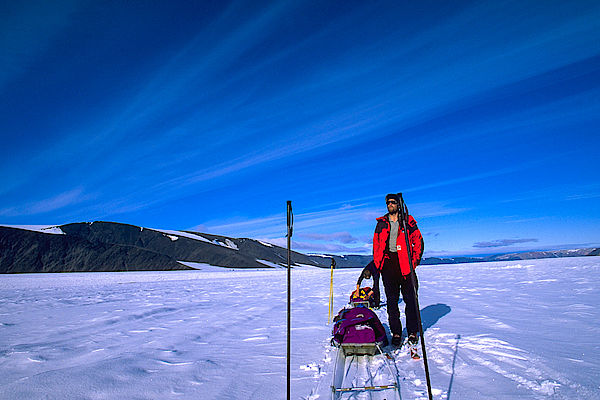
[373,214,424,276]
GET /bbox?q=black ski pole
[286,201,293,400]
[398,193,433,400]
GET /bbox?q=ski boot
[407,333,420,360]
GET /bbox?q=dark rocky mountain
[0,222,320,273]
[0,222,598,273]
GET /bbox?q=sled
[330,301,400,399]
[331,343,400,400]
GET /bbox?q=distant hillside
[0,222,597,273]
[309,248,600,268]
[421,248,600,264]
[306,254,372,269]
[0,222,320,273]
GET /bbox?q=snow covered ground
[0,257,598,399]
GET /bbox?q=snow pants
[381,252,419,336]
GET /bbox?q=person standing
[373,193,424,346]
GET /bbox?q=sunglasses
[386,200,398,205]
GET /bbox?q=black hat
[385,193,399,202]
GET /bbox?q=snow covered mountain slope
[0,222,321,272]
[0,257,598,399]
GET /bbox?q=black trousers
[381,253,419,336]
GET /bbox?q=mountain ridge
[0,222,598,273]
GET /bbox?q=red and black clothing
[373,214,423,275]
[373,213,424,336]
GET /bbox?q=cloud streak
[473,238,539,249]
[297,231,361,244]
[264,237,371,255]
[0,188,87,217]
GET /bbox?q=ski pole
[398,193,433,400]
[286,201,293,400]
[328,257,336,324]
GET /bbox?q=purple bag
[343,324,376,344]
[331,306,387,346]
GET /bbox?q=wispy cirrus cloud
[297,231,361,244]
[473,238,539,249]
[195,204,375,233]
[11,0,600,214]
[0,188,88,217]
[194,199,469,243]
[262,237,371,255]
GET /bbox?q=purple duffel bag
[331,306,387,347]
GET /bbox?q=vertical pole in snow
[286,201,293,400]
[327,257,335,325]
[398,193,433,400]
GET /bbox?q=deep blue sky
[1,0,599,256]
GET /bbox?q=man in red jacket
[373,193,424,346]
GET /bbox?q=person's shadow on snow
[400,303,451,338]
[420,303,452,332]
[381,303,451,339]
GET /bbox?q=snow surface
[176,262,237,272]
[0,257,598,399]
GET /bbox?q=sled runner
[330,300,400,399]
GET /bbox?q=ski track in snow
[0,258,598,399]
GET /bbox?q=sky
[1,0,599,257]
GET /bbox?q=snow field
[0,257,598,399]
